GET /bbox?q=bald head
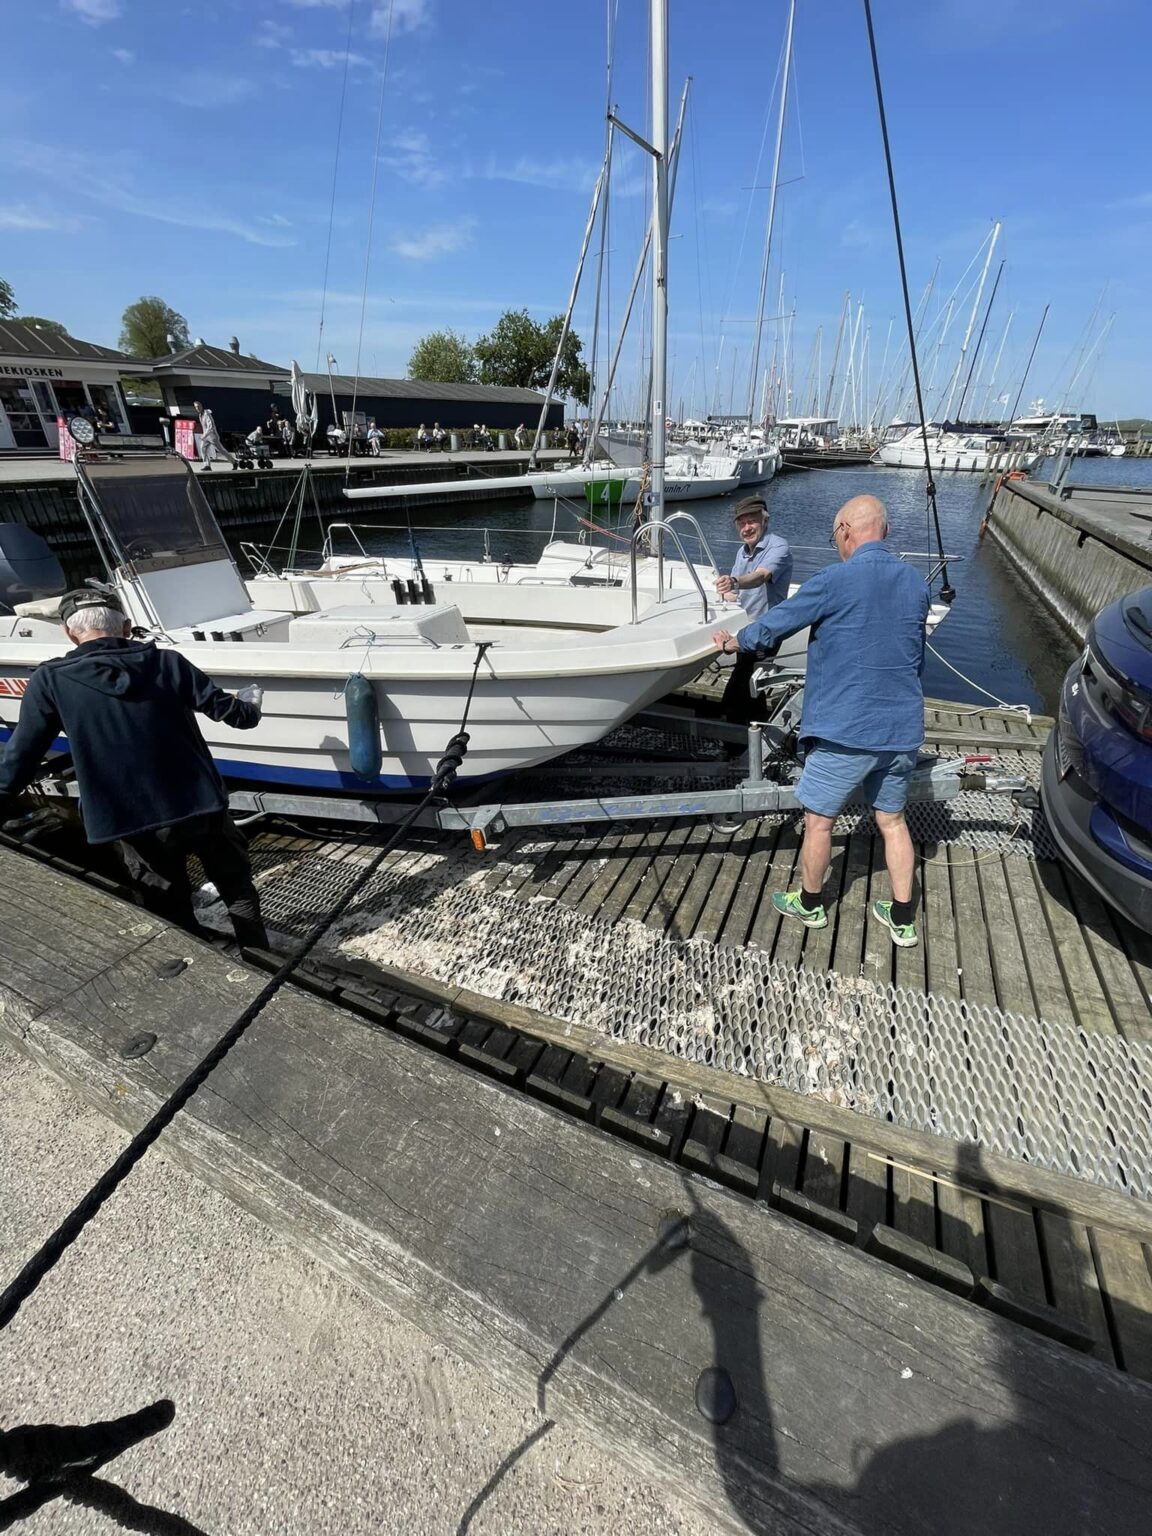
[831,495,888,559]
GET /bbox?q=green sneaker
[772,889,827,929]
[872,900,919,947]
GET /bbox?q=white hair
[65,605,127,639]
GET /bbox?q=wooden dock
[1,842,1151,1536]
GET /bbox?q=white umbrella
[290,360,317,448]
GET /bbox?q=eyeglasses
[828,522,848,546]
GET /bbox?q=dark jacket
[0,638,259,843]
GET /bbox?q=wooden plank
[668,827,741,941]
[1091,1230,1152,1383]
[948,848,998,1012]
[1028,858,1115,1032]
[986,1201,1049,1306]
[826,833,871,980]
[595,823,669,927]
[935,1175,990,1280]
[763,1117,804,1192]
[921,842,960,999]
[715,820,780,951]
[1002,856,1078,1025]
[618,818,691,928]
[723,1104,769,1172]
[1067,874,1152,1040]
[859,836,894,996]
[890,1164,938,1249]
[975,856,1036,1017]
[1038,1212,1116,1367]
[647,820,716,940]
[796,832,851,976]
[799,1130,846,1213]
[843,1145,889,1242]
[686,822,756,945]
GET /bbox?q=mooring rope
[0,643,491,1334]
[862,0,955,604]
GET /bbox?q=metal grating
[248,843,1152,1200]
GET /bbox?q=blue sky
[2,0,1150,418]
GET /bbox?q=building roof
[0,319,136,364]
[150,343,289,376]
[303,372,549,407]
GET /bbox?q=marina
[2,0,1151,1531]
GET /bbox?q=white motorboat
[874,424,1040,473]
[0,456,736,794]
[528,461,741,503]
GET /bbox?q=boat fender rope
[0,642,494,1335]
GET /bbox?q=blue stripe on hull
[0,726,504,797]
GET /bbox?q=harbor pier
[983,474,1152,638]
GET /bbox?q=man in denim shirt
[715,496,793,724]
[713,495,929,947]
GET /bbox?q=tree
[119,296,190,358]
[473,309,589,404]
[18,316,70,336]
[407,328,476,383]
[0,279,14,318]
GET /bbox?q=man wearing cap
[712,494,929,948]
[0,590,269,949]
[715,496,794,724]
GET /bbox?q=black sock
[890,897,914,926]
[799,887,823,912]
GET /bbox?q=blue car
[1042,585,1152,933]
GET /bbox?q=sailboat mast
[943,219,1000,420]
[747,0,796,427]
[649,0,669,541]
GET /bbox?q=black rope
[0,643,492,1334]
[862,0,955,603]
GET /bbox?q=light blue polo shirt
[735,541,930,752]
[732,531,793,620]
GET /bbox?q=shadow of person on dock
[0,1398,211,1534]
[677,1146,1141,1536]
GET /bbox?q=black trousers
[721,650,772,725]
[118,810,268,949]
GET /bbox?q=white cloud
[0,203,84,233]
[381,129,447,187]
[290,47,373,69]
[370,0,431,34]
[165,72,259,109]
[281,0,432,32]
[389,218,475,260]
[61,0,122,24]
[111,46,135,64]
[255,20,293,48]
[5,140,296,249]
[476,155,600,193]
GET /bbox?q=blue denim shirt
[732,532,793,620]
[736,541,930,751]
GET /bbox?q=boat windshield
[78,455,230,573]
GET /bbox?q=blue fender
[345,674,383,781]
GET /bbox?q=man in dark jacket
[0,590,269,948]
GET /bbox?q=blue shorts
[796,740,918,818]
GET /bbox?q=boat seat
[289,603,472,649]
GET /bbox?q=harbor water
[249,456,1152,718]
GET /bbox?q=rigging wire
[862,0,954,602]
[0,642,493,1336]
[346,0,398,480]
[315,0,359,372]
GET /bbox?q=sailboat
[0,9,739,798]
